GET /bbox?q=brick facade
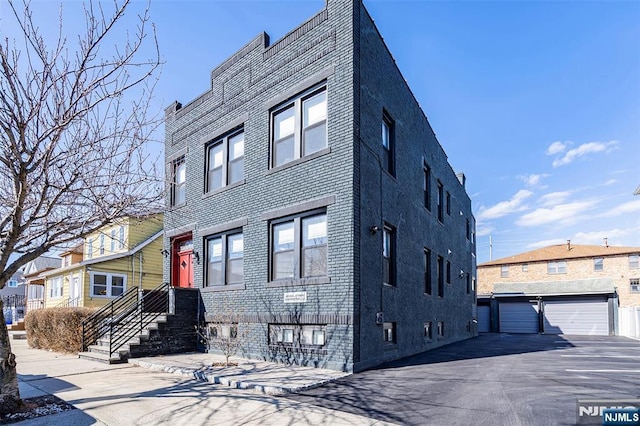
[478,245,640,308]
[163,0,475,372]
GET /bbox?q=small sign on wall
[284,291,307,303]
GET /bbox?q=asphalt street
[287,333,640,426]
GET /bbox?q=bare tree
[0,0,161,413]
[200,294,247,367]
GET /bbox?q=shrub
[25,308,95,353]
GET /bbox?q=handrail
[81,286,140,351]
[81,282,172,359]
[107,282,171,357]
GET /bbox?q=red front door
[172,237,194,288]
[178,250,193,288]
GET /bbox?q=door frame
[171,233,194,288]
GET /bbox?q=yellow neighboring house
[41,213,164,309]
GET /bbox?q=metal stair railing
[107,282,172,358]
[81,286,140,352]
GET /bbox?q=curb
[128,359,347,396]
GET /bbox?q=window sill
[202,179,246,199]
[266,276,331,288]
[201,283,246,293]
[265,147,331,176]
[167,202,187,212]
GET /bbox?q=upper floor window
[466,219,470,240]
[548,260,567,275]
[437,182,444,222]
[271,211,327,281]
[99,234,105,255]
[593,257,604,272]
[272,87,327,168]
[522,264,528,272]
[424,248,432,295]
[501,265,509,278]
[424,322,432,340]
[119,226,125,250]
[7,280,18,288]
[437,255,444,297]
[466,273,471,294]
[423,163,431,211]
[206,231,244,287]
[631,278,640,293]
[171,156,186,207]
[206,129,244,192]
[382,111,395,176]
[383,224,396,286]
[87,239,93,259]
[446,260,451,284]
[630,255,639,269]
[446,191,451,216]
[437,321,445,338]
[110,229,117,252]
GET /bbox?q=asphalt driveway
[287,333,640,425]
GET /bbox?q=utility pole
[489,235,493,261]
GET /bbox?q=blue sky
[3,0,639,264]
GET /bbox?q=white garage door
[543,300,609,335]
[478,306,490,333]
[499,302,539,333]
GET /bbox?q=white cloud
[538,191,571,207]
[519,173,548,188]
[476,190,533,221]
[527,238,566,249]
[600,199,640,217]
[546,141,568,156]
[572,227,640,246]
[476,224,495,237]
[516,199,599,227]
[604,179,617,186]
[552,141,618,167]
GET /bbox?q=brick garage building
[477,242,640,335]
[163,0,476,372]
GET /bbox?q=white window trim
[49,276,63,299]
[205,128,245,193]
[90,271,128,298]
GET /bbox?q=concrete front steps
[78,314,167,364]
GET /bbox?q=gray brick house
[163,0,476,372]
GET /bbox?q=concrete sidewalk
[9,332,385,426]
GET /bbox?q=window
[99,234,105,255]
[522,264,528,272]
[383,225,396,286]
[424,248,432,295]
[631,278,640,293]
[382,111,395,175]
[7,280,18,288]
[206,232,244,287]
[90,272,127,297]
[383,322,396,343]
[466,219,470,240]
[437,321,444,338]
[271,211,327,281]
[437,255,444,297]
[446,261,451,284]
[87,239,93,259]
[594,257,604,272]
[424,322,432,340]
[547,261,567,274]
[630,255,639,269]
[269,324,326,347]
[272,87,327,168]
[206,129,244,192]
[49,277,63,299]
[437,182,444,222]
[171,156,186,206]
[466,273,471,294]
[208,324,238,340]
[501,265,509,278]
[110,229,116,252]
[424,163,431,211]
[446,191,451,216]
[119,226,125,250]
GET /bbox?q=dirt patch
[0,395,75,424]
